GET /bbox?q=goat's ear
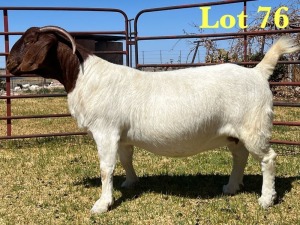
[19,33,57,72]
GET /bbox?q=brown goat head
[7,26,76,75]
[8,27,52,74]
[6,26,86,92]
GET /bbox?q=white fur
[66,37,299,213]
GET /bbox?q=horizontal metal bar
[136,29,300,41]
[0,6,126,12]
[0,132,87,140]
[136,61,300,69]
[0,74,54,78]
[72,31,126,35]
[273,102,300,107]
[0,31,127,36]
[0,114,72,120]
[93,51,127,55]
[0,94,67,99]
[238,61,300,65]
[270,82,300,86]
[1,50,127,56]
[270,140,300,146]
[273,121,300,126]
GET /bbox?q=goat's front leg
[90,131,119,214]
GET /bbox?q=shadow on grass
[75,174,299,209]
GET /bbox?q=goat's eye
[24,40,34,46]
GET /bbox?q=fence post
[3,9,11,136]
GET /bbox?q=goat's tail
[255,37,300,80]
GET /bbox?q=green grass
[0,137,300,224]
[0,98,299,224]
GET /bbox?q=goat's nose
[6,59,12,69]
[6,57,12,65]
[6,58,18,73]
[6,59,11,67]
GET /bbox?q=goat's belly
[125,135,231,157]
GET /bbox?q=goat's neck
[55,44,91,93]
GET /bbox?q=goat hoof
[121,179,139,189]
[258,193,276,209]
[222,184,242,195]
[90,198,113,214]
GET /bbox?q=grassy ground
[0,97,79,137]
[0,98,299,224]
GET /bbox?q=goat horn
[39,26,76,54]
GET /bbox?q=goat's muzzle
[6,58,20,75]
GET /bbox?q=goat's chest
[67,90,102,128]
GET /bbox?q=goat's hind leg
[223,142,249,195]
[245,140,277,208]
[118,145,139,188]
[257,147,277,208]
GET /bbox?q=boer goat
[7,26,300,213]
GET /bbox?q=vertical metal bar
[134,17,139,68]
[3,9,11,136]
[243,0,247,63]
[128,18,134,68]
[125,17,130,66]
[244,0,248,62]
